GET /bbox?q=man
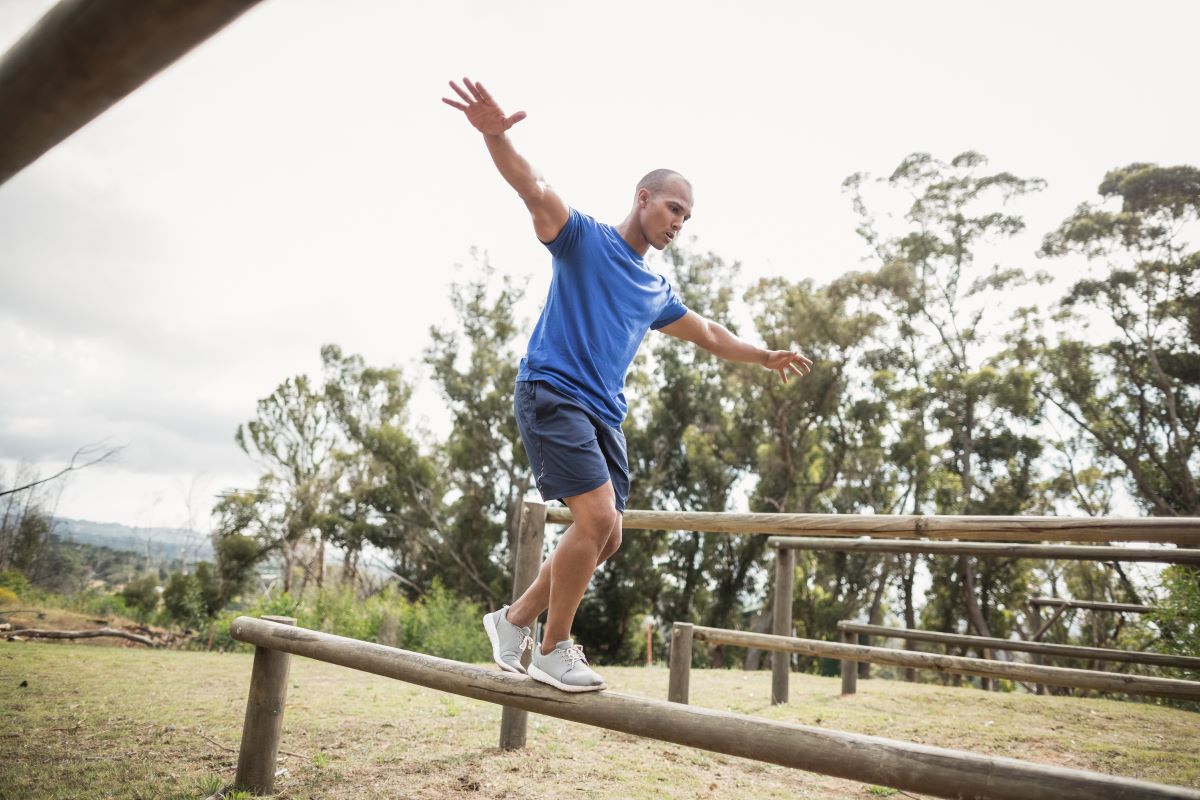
[443,77,812,692]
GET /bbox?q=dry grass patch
[1,642,1197,799]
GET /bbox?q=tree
[846,153,1048,651]
[423,259,533,607]
[1039,163,1200,516]
[320,344,423,590]
[235,375,338,592]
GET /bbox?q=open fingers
[441,97,467,111]
[448,80,472,105]
[463,77,485,103]
[475,80,497,105]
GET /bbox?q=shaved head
[636,168,691,198]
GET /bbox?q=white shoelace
[561,643,588,666]
[519,634,534,654]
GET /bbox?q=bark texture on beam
[229,617,1198,800]
[543,507,1200,545]
[688,626,1200,701]
[836,622,1200,671]
[767,537,1200,564]
[0,0,264,185]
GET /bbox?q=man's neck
[615,215,650,257]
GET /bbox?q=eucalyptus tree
[741,271,892,657]
[235,374,339,592]
[1038,163,1199,516]
[845,152,1048,645]
[424,259,533,608]
[320,344,425,590]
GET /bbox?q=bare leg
[506,483,622,652]
[507,515,621,628]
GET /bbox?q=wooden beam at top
[543,507,1200,545]
[765,536,1200,564]
[0,0,264,186]
[1029,598,1155,613]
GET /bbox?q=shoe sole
[483,612,526,675]
[527,663,607,693]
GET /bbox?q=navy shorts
[514,380,629,513]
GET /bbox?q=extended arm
[658,311,813,383]
[442,78,568,243]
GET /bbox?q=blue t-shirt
[517,208,689,426]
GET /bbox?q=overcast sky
[1,0,1197,531]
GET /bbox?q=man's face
[640,179,693,251]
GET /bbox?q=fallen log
[3,627,158,647]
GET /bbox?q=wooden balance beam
[230,616,1198,800]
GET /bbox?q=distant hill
[54,517,213,563]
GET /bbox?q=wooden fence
[836,621,1200,672]
[668,623,1200,704]
[514,505,1200,739]
[766,536,1200,564]
[229,615,1200,800]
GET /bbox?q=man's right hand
[442,77,527,136]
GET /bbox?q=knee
[598,527,622,564]
[578,506,621,548]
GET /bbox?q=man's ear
[638,188,650,208]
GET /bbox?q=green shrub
[121,574,160,623]
[0,568,31,597]
[397,580,490,662]
[68,588,130,618]
[193,581,490,662]
[0,587,17,605]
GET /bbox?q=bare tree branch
[0,443,123,498]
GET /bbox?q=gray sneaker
[483,606,532,674]
[528,640,606,692]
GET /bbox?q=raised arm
[658,311,813,383]
[442,77,569,243]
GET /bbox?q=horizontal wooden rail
[544,507,1200,545]
[836,622,1200,671]
[687,626,1200,701]
[230,617,1198,800]
[0,0,264,186]
[1029,598,1155,613]
[767,537,1200,564]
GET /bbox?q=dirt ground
[2,640,1198,799]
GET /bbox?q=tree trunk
[902,555,917,682]
[859,563,890,679]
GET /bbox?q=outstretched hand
[763,350,814,383]
[442,77,527,136]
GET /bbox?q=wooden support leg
[840,628,858,695]
[499,501,546,750]
[771,547,795,705]
[668,622,693,704]
[234,615,296,795]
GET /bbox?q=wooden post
[771,547,794,705]
[234,615,295,795]
[499,501,547,750]
[668,622,693,704]
[840,628,857,695]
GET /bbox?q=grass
[1,639,1198,799]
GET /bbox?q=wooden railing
[668,623,1200,704]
